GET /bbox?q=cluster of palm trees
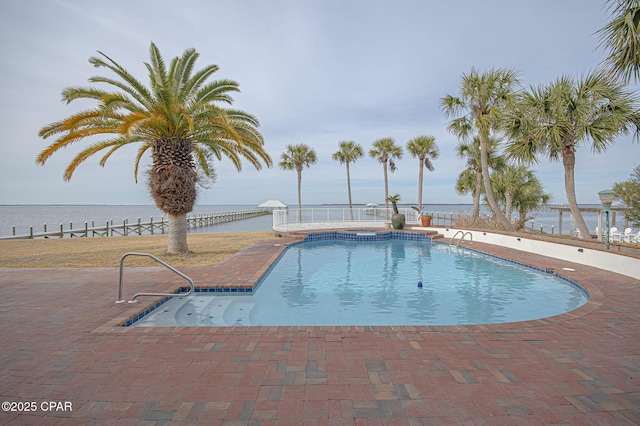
[279,135,439,220]
[441,67,640,236]
[442,68,639,238]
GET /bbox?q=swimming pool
[130,232,588,327]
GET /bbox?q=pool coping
[101,230,605,333]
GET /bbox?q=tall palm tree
[369,138,403,215]
[37,42,272,254]
[503,71,639,239]
[597,0,640,83]
[442,67,519,230]
[455,136,505,224]
[279,144,317,221]
[332,140,364,219]
[406,135,439,212]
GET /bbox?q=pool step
[199,297,236,326]
[223,299,255,326]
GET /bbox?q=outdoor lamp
[598,189,615,249]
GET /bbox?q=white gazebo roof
[257,200,287,209]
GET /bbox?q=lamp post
[598,189,615,250]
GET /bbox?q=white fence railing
[273,207,421,232]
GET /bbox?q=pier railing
[1,210,267,240]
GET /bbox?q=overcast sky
[0,0,638,207]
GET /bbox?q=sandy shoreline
[0,231,275,268]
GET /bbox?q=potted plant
[411,206,433,227]
[387,194,405,229]
[421,212,433,227]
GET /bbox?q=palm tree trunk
[480,138,513,230]
[149,137,197,255]
[297,167,302,222]
[417,157,424,211]
[346,162,354,220]
[471,170,482,224]
[563,149,591,238]
[167,213,189,254]
[517,208,527,230]
[383,161,389,219]
[504,192,514,223]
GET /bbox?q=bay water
[0,203,626,238]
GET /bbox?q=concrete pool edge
[434,227,640,280]
[101,229,607,333]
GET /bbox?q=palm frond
[597,0,640,83]
[191,144,212,176]
[101,92,142,115]
[98,136,141,167]
[88,75,151,109]
[133,142,153,183]
[63,138,131,181]
[181,64,220,100]
[177,48,199,93]
[194,79,239,105]
[89,52,153,107]
[61,86,110,104]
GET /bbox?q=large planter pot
[421,216,432,227]
[391,213,405,230]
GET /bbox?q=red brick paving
[0,232,639,424]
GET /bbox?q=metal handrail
[457,232,473,246]
[448,231,473,246]
[116,252,195,303]
[448,230,464,246]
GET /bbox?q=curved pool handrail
[448,230,465,246]
[457,232,473,246]
[116,252,195,303]
[449,230,473,247]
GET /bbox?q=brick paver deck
[1,232,639,424]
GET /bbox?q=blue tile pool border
[303,230,433,243]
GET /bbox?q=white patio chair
[623,230,640,243]
[610,227,621,242]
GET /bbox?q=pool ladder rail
[116,252,195,304]
[449,231,473,247]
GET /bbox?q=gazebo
[257,200,288,213]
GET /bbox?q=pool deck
[1,231,639,424]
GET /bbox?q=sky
[0,0,638,207]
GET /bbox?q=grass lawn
[0,231,275,268]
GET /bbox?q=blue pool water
[132,232,588,327]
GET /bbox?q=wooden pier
[2,210,268,240]
[539,204,629,237]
